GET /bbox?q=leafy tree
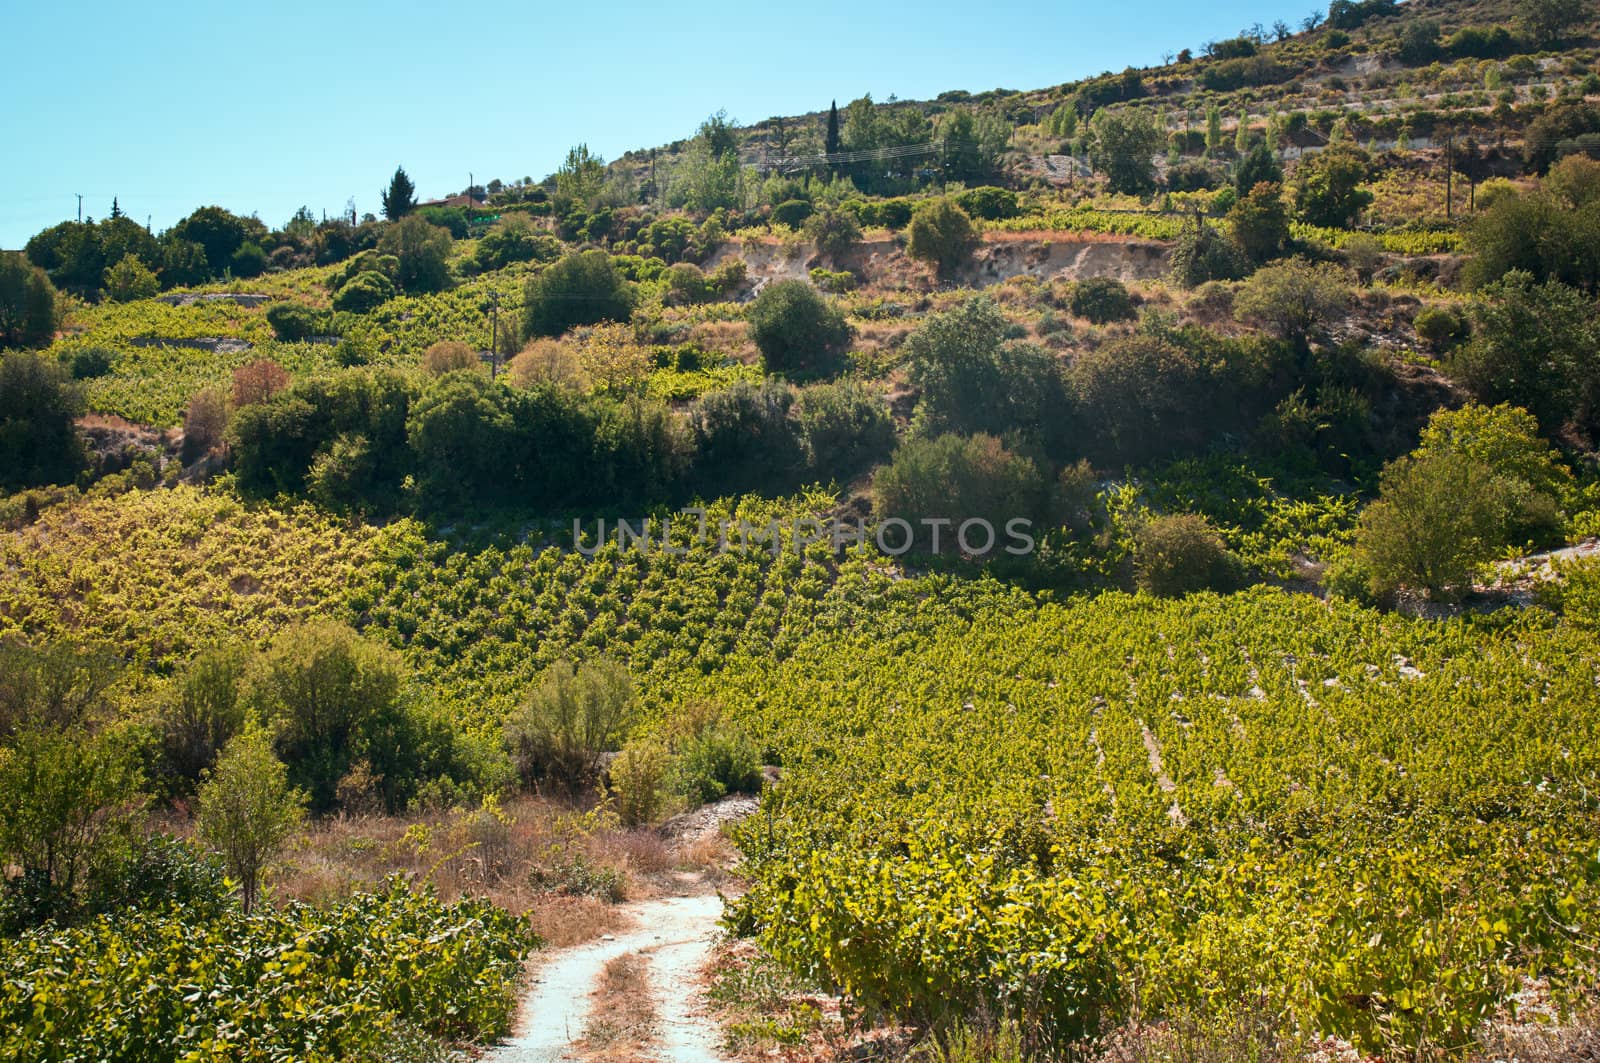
[405,372,518,509]
[0,351,86,491]
[160,645,250,792]
[172,206,260,278]
[1523,103,1600,174]
[939,108,1010,183]
[231,358,290,408]
[0,639,120,741]
[1228,181,1291,261]
[1453,272,1600,436]
[1465,164,1600,293]
[689,380,804,496]
[1415,402,1570,544]
[1354,450,1508,598]
[1235,142,1283,195]
[554,145,607,213]
[1069,277,1137,323]
[422,341,480,377]
[332,270,396,313]
[1169,216,1250,286]
[577,322,652,394]
[159,236,210,289]
[1294,145,1373,227]
[1090,109,1164,195]
[249,621,406,812]
[378,215,452,293]
[381,166,417,220]
[504,658,636,793]
[522,250,636,339]
[745,280,852,375]
[265,301,332,342]
[197,725,307,914]
[1234,258,1352,348]
[905,296,1070,452]
[103,253,159,302]
[794,380,896,479]
[230,242,267,279]
[803,205,863,259]
[472,214,561,272]
[872,433,1046,554]
[0,253,59,347]
[906,199,978,276]
[182,387,230,465]
[1518,0,1588,44]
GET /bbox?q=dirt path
[488,892,731,1063]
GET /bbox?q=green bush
[795,380,896,479]
[803,206,863,259]
[66,345,115,380]
[0,253,59,348]
[1068,277,1137,323]
[1413,305,1469,351]
[1169,219,1249,287]
[378,215,452,293]
[0,350,87,491]
[504,658,635,794]
[872,433,1046,555]
[907,199,978,276]
[522,250,636,339]
[689,380,805,496]
[953,186,1020,220]
[1132,513,1242,596]
[608,741,669,826]
[331,270,395,313]
[671,723,763,806]
[771,199,814,228]
[265,301,332,341]
[745,279,851,375]
[229,242,267,279]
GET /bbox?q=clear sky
[0,0,1308,248]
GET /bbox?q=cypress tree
[825,100,841,156]
[381,166,417,221]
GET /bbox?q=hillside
[3,0,1600,1059]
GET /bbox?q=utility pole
[489,292,500,381]
[75,194,82,222]
[1445,125,1454,221]
[469,171,474,204]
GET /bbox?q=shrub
[671,723,763,806]
[1132,514,1241,596]
[197,725,307,913]
[954,186,1020,220]
[1234,258,1352,347]
[1342,233,1384,283]
[0,253,58,348]
[803,206,863,259]
[689,381,804,496]
[664,262,711,305]
[265,301,332,341]
[0,350,87,491]
[1294,146,1373,228]
[103,253,160,302]
[794,380,896,479]
[1068,277,1137,323]
[332,270,395,313]
[907,199,979,276]
[746,279,852,375]
[522,250,636,339]
[159,644,249,792]
[378,215,452,293]
[1169,219,1249,287]
[1167,161,1221,192]
[1089,109,1165,195]
[231,358,290,408]
[872,433,1046,555]
[229,242,267,279]
[771,198,814,228]
[1354,450,1507,598]
[608,741,669,827]
[473,214,561,271]
[504,658,635,794]
[422,340,481,376]
[1413,304,1469,351]
[809,266,857,293]
[1228,181,1291,262]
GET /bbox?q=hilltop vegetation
[4,0,1600,1057]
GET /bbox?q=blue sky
[1,0,1307,248]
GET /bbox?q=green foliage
[1234,143,1283,197]
[265,301,334,341]
[159,644,250,793]
[1169,217,1249,287]
[171,206,263,279]
[197,725,307,913]
[381,165,417,221]
[0,350,87,491]
[1233,258,1352,346]
[872,434,1045,554]
[103,254,159,303]
[803,205,863,259]
[472,214,561,272]
[1353,450,1507,597]
[1089,109,1165,196]
[607,741,669,826]
[670,722,762,805]
[1132,513,1241,596]
[794,380,895,480]
[1294,146,1373,229]
[907,199,978,276]
[1518,0,1589,44]
[1465,163,1600,293]
[953,186,1020,221]
[1412,304,1468,351]
[1228,181,1291,262]
[332,270,396,313]
[689,380,804,497]
[522,250,635,340]
[504,658,635,793]
[0,253,59,348]
[1454,272,1600,436]
[0,880,534,1059]
[745,280,851,375]
[771,198,813,228]
[378,216,453,294]
[1069,276,1137,323]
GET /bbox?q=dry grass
[688,319,755,361]
[579,954,659,1059]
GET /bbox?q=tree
[1228,181,1291,262]
[905,296,1069,451]
[381,166,417,220]
[1234,258,1352,348]
[332,270,396,313]
[871,433,1046,555]
[825,100,842,156]
[231,358,290,408]
[1454,272,1600,435]
[0,350,86,491]
[794,380,896,479]
[405,371,519,509]
[554,144,607,212]
[249,621,405,812]
[1354,450,1508,598]
[1069,277,1137,323]
[1169,216,1250,287]
[906,199,979,276]
[1518,0,1588,44]
[171,206,259,278]
[574,322,651,395]
[103,253,160,302]
[1089,109,1165,195]
[422,340,480,376]
[804,205,863,259]
[504,658,636,792]
[746,279,852,375]
[160,645,250,792]
[197,725,306,914]
[1235,141,1283,196]
[0,253,59,348]
[689,380,805,496]
[522,250,636,339]
[378,215,451,293]
[1294,145,1373,227]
